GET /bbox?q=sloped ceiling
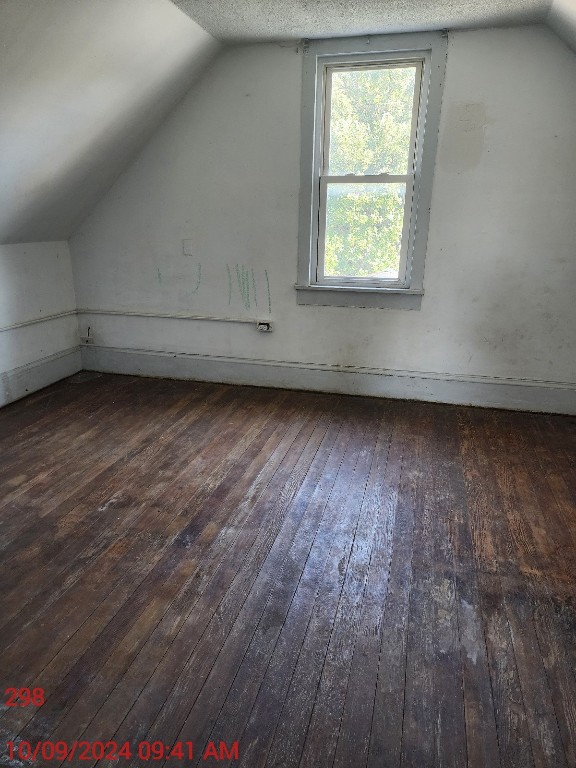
[1,0,574,246]
[0,0,220,245]
[547,0,576,49]
[171,0,576,49]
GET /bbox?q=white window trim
[296,32,448,309]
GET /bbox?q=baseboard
[0,347,82,408]
[80,344,576,414]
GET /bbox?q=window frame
[296,32,447,309]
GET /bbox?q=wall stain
[440,102,489,173]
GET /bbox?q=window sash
[316,177,415,286]
[314,58,424,289]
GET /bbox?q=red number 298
[4,688,45,707]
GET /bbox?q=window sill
[294,284,423,309]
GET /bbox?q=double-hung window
[296,33,447,309]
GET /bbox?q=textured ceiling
[170,0,551,41]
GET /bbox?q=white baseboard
[81,344,576,415]
[0,347,82,408]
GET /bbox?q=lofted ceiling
[0,0,220,244]
[0,0,574,245]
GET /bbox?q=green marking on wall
[226,264,232,305]
[236,264,251,310]
[265,269,272,315]
[191,262,202,293]
[251,268,258,308]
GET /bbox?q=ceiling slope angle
[0,0,221,245]
[170,0,551,41]
[547,0,576,49]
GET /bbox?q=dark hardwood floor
[0,373,575,768]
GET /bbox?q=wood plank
[129,409,348,759]
[0,377,573,768]
[532,591,576,767]
[0,377,212,554]
[399,405,439,768]
[452,411,501,768]
[225,411,372,768]
[0,385,276,650]
[262,405,380,768]
[0,391,307,750]
[478,571,536,768]
[0,388,293,743]
[331,407,402,768]
[81,397,340,765]
[366,407,418,768]
[299,407,394,768]
[45,396,317,751]
[488,411,570,768]
[0,375,166,511]
[0,381,226,606]
[189,402,387,768]
[460,410,535,768]
[424,407,467,768]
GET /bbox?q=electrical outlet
[256,321,273,332]
[80,327,94,344]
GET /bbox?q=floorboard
[0,373,575,768]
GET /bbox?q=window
[296,33,447,309]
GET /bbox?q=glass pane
[323,183,406,279]
[327,65,417,176]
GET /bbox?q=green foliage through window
[324,184,406,277]
[323,64,417,280]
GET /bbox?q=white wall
[70,25,576,412]
[0,242,80,406]
[0,0,220,244]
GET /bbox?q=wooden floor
[0,374,575,768]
